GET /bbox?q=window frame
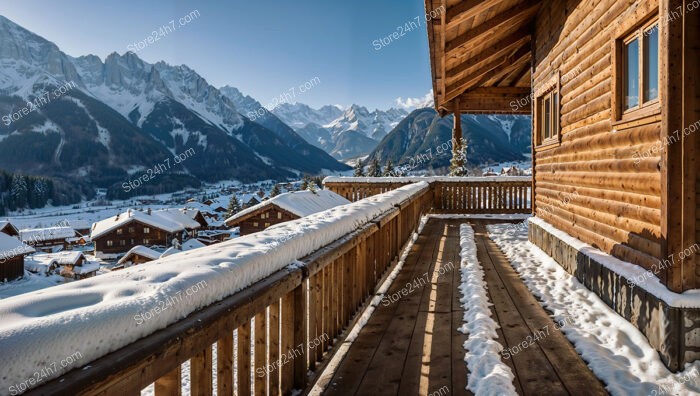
[535,77,561,151]
[613,16,660,124]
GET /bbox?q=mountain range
[0,15,531,205]
[0,15,348,199]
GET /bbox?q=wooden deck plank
[317,219,608,396]
[324,221,442,395]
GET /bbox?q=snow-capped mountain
[272,103,343,130]
[272,103,407,160]
[0,16,348,198]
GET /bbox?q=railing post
[292,280,308,389]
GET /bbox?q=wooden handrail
[324,177,532,214]
[28,186,433,396]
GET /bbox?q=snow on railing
[0,182,429,393]
[323,175,531,183]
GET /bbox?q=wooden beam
[446,27,531,79]
[439,0,447,109]
[453,96,462,148]
[445,1,539,57]
[446,0,508,31]
[483,55,531,86]
[445,44,530,102]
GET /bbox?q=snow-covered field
[0,272,68,300]
[487,221,700,396]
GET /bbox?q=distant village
[0,164,528,288]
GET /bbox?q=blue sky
[1,0,433,110]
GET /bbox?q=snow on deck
[0,182,428,392]
[488,222,700,395]
[225,189,350,224]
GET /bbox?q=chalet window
[107,240,113,247]
[143,227,150,234]
[277,212,282,220]
[536,89,560,147]
[253,222,258,227]
[116,228,123,235]
[615,18,659,120]
[264,223,270,227]
[143,238,150,244]
[128,227,135,233]
[120,240,126,246]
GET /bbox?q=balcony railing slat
[155,367,181,396]
[237,322,252,395]
[191,347,213,396]
[216,331,234,396]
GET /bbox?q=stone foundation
[528,219,700,372]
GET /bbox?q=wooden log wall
[28,187,433,396]
[532,0,667,280]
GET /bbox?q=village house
[90,208,204,257]
[19,226,77,253]
[0,221,19,237]
[0,232,34,281]
[225,189,350,235]
[116,245,162,269]
[425,0,699,370]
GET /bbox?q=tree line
[0,171,83,215]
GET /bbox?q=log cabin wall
[690,0,700,285]
[532,0,666,283]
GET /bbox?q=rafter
[439,0,447,106]
[444,44,530,102]
[445,1,539,57]
[446,27,531,79]
[445,0,508,31]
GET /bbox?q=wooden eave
[426,0,542,115]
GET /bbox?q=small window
[277,212,282,219]
[617,18,659,117]
[120,240,126,246]
[106,240,113,247]
[128,227,135,233]
[143,238,150,244]
[143,227,150,234]
[253,222,258,227]
[537,89,560,147]
[116,228,123,235]
[264,223,270,227]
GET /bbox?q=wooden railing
[30,185,433,396]
[325,177,532,214]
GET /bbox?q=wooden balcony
[24,178,579,396]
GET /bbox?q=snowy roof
[0,233,35,258]
[72,261,100,274]
[118,245,162,264]
[35,251,85,266]
[63,219,91,230]
[19,227,75,243]
[226,189,351,225]
[160,238,206,258]
[91,208,202,240]
[24,257,56,274]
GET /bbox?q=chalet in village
[90,208,206,256]
[225,189,350,235]
[19,226,77,253]
[0,232,34,282]
[0,221,19,237]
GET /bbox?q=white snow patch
[488,221,700,396]
[529,217,700,308]
[458,224,517,395]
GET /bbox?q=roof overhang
[425,0,541,115]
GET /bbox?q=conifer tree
[226,195,241,218]
[367,158,382,177]
[353,160,365,177]
[382,159,395,176]
[270,184,281,197]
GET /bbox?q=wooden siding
[233,205,298,235]
[532,0,665,277]
[93,220,174,254]
[0,256,24,282]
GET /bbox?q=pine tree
[270,184,281,197]
[449,138,469,177]
[367,158,381,177]
[299,175,310,190]
[382,159,395,177]
[353,160,365,177]
[10,174,28,209]
[226,195,241,218]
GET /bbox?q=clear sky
[1,0,434,110]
